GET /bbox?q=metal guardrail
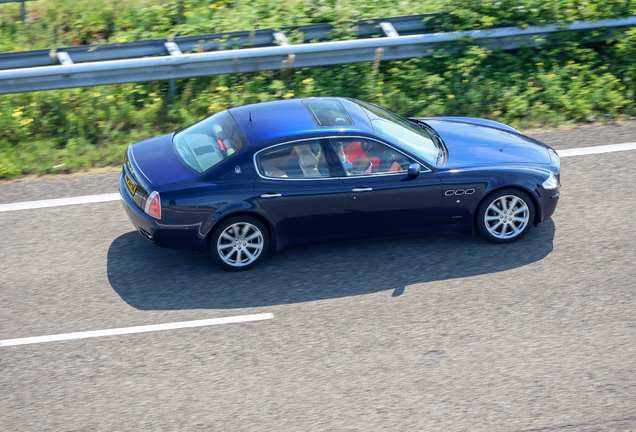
[1,17,635,95]
[0,14,438,70]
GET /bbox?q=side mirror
[407,163,421,177]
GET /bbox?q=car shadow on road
[107,220,555,310]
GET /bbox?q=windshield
[355,100,438,165]
[173,110,248,173]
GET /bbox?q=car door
[253,139,350,245]
[327,137,443,237]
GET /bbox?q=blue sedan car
[120,97,560,270]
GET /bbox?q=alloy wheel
[216,222,264,267]
[484,195,530,240]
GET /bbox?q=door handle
[260,193,282,198]
[352,187,373,192]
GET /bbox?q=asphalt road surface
[1,122,636,431]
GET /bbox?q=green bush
[1,0,635,178]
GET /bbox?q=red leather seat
[344,142,381,172]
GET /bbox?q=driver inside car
[334,142,372,175]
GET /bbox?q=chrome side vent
[445,189,475,196]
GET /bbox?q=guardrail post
[56,52,73,65]
[273,32,289,46]
[21,1,26,22]
[49,50,74,65]
[380,22,399,38]
[168,80,177,101]
[165,42,183,101]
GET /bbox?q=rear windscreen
[302,99,354,127]
[173,110,248,173]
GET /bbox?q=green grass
[1,0,635,178]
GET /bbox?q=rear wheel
[477,188,535,243]
[210,216,269,271]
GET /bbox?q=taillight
[144,191,161,219]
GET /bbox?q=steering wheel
[386,154,407,172]
[361,141,371,152]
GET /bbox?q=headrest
[297,147,317,166]
[223,138,236,149]
[216,130,230,141]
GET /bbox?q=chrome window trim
[253,135,432,181]
[253,137,338,181]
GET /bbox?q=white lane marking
[0,313,275,347]
[557,142,636,157]
[0,193,120,213]
[0,142,635,213]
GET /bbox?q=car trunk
[122,133,198,210]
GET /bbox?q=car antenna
[249,112,252,122]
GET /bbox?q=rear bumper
[119,172,205,251]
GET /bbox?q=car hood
[130,133,199,187]
[420,119,552,168]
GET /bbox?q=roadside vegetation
[1,0,635,178]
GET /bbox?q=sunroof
[302,99,354,127]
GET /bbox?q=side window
[329,138,414,176]
[256,140,330,179]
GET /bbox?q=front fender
[437,167,551,226]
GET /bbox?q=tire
[477,188,535,243]
[210,215,269,271]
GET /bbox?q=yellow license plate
[125,174,137,196]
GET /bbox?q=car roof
[228,97,375,147]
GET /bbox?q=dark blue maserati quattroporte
[120,97,560,270]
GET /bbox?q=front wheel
[477,189,535,243]
[210,216,269,271]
